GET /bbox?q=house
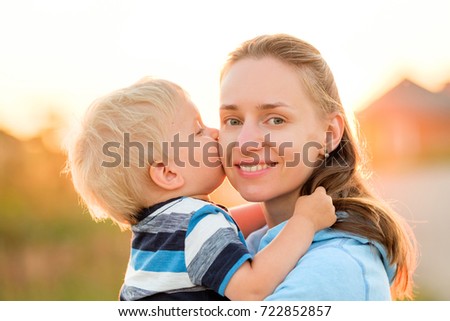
[356,79,450,169]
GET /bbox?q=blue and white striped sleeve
[185,204,252,296]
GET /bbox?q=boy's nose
[205,127,219,140]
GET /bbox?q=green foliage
[0,131,130,300]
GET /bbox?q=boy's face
[166,98,225,197]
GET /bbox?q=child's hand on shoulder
[293,186,336,232]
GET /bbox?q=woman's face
[219,57,328,205]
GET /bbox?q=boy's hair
[64,77,186,229]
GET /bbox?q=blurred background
[1,0,449,300]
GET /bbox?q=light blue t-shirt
[246,221,396,301]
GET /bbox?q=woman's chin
[238,190,269,203]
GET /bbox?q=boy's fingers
[314,186,326,194]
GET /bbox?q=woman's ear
[325,112,345,154]
[149,162,184,190]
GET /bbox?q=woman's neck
[262,191,300,228]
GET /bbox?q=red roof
[358,79,450,117]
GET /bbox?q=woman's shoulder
[266,229,393,300]
[266,238,393,300]
[307,229,395,285]
[310,229,390,268]
[257,223,395,280]
[308,230,383,267]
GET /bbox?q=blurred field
[371,164,450,300]
[0,130,130,300]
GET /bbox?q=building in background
[356,79,450,170]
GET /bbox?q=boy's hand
[293,186,336,232]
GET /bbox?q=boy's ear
[149,162,184,190]
[325,112,345,154]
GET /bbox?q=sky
[1,0,450,139]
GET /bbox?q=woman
[218,34,417,300]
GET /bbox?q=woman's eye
[225,118,242,126]
[267,117,285,125]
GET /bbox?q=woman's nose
[237,121,264,151]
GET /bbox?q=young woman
[218,34,417,300]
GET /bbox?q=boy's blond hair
[64,77,185,229]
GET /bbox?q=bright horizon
[1,0,450,139]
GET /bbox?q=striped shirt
[119,197,252,300]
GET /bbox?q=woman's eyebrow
[220,102,290,111]
[219,104,238,111]
[256,102,290,110]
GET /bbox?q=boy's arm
[229,203,266,238]
[224,187,336,301]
